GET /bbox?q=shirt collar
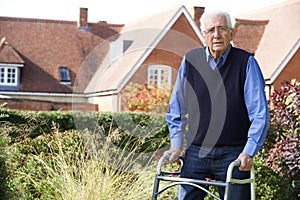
[205,44,232,65]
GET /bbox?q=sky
[0,0,287,24]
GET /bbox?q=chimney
[79,7,88,30]
[193,6,205,28]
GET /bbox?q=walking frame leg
[224,160,256,200]
[152,175,159,200]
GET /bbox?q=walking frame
[152,154,255,200]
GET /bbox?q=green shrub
[0,108,76,139]
[0,109,170,153]
[0,109,170,199]
[3,125,161,199]
[257,79,300,199]
[2,78,300,199]
[0,133,12,199]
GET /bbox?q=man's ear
[230,28,235,39]
[200,30,206,42]
[200,28,204,36]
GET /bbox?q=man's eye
[207,29,214,34]
[218,27,227,32]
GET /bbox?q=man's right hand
[163,147,182,164]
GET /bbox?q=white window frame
[0,66,18,86]
[148,65,172,88]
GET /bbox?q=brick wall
[126,14,202,86]
[272,49,300,90]
[233,19,269,55]
[0,99,97,111]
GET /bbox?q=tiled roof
[235,0,300,80]
[0,37,25,64]
[0,17,76,24]
[89,21,124,40]
[0,16,109,93]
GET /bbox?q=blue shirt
[166,45,269,157]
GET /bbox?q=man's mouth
[213,42,223,45]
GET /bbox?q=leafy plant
[4,124,161,199]
[3,79,300,200]
[262,79,300,199]
[1,107,170,199]
[121,82,172,113]
[269,79,300,139]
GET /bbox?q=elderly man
[164,10,269,199]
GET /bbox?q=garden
[0,80,299,200]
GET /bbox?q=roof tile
[0,37,25,64]
[0,17,111,93]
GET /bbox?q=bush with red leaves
[264,79,300,198]
[121,82,172,113]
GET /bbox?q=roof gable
[236,0,300,81]
[84,5,204,94]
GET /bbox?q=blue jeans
[177,145,250,200]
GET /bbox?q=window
[123,40,133,52]
[0,67,18,86]
[59,66,71,84]
[148,65,172,87]
[109,40,133,62]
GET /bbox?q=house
[79,5,205,112]
[1,0,299,112]
[80,0,300,111]
[0,5,205,111]
[0,8,124,111]
[233,0,300,96]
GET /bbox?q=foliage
[1,78,300,199]
[0,103,14,199]
[96,112,169,153]
[254,156,292,199]
[121,82,172,113]
[0,108,172,199]
[0,108,76,139]
[259,79,300,199]
[0,109,170,153]
[2,123,162,199]
[0,131,12,199]
[268,79,300,139]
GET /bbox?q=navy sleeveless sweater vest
[184,47,251,146]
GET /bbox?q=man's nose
[213,29,222,37]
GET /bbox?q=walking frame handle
[153,155,256,200]
[156,154,183,175]
[225,159,256,199]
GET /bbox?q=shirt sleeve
[243,56,270,157]
[165,58,188,149]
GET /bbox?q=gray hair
[200,10,232,32]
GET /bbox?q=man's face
[202,14,233,59]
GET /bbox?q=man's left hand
[237,153,253,171]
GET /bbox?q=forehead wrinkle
[203,15,228,30]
